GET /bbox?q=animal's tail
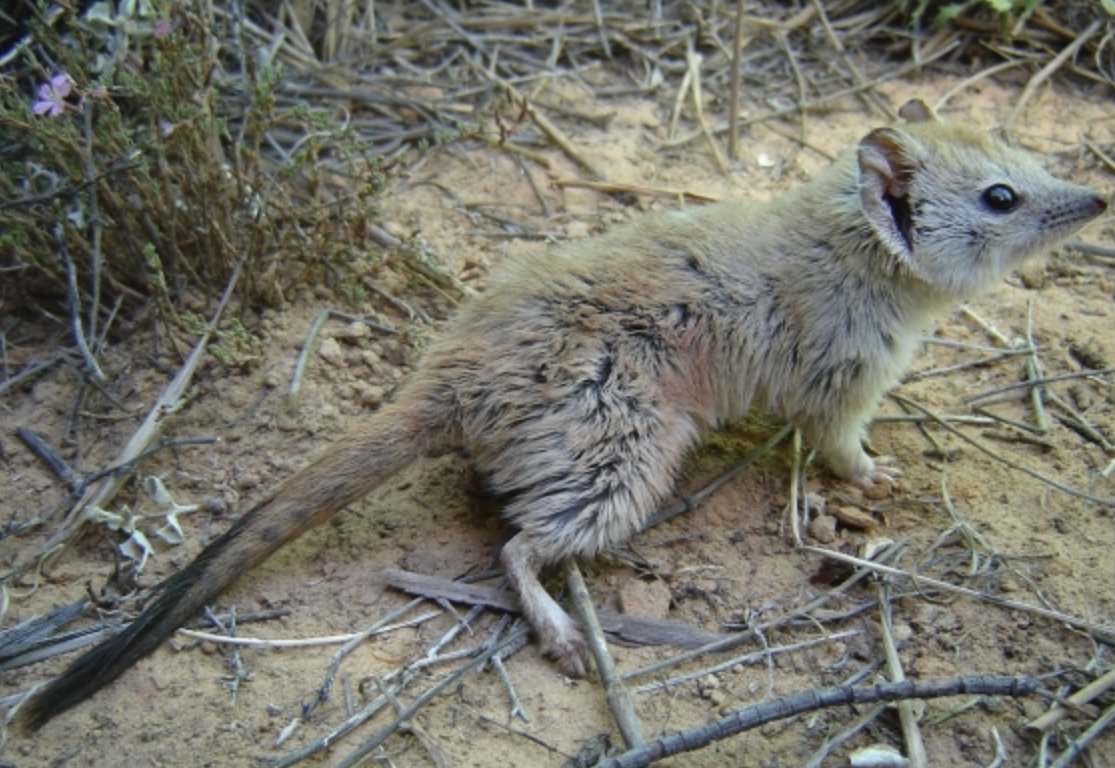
[16,400,429,732]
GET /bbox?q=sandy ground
[1,70,1113,767]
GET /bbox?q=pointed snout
[1090,194,1108,217]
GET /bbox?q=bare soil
[2,72,1113,767]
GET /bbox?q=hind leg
[492,410,699,677]
[501,534,588,677]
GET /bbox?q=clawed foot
[850,454,902,491]
[500,534,593,678]
[539,617,590,678]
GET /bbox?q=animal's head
[857,99,1107,297]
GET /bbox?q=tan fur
[17,101,1107,730]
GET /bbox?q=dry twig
[599,676,1045,768]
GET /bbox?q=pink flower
[153,19,171,38]
[33,74,74,117]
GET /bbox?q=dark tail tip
[14,625,132,733]
[12,567,204,733]
[15,683,56,734]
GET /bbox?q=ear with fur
[857,127,922,265]
[897,98,938,124]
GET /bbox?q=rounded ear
[898,98,938,124]
[857,128,921,264]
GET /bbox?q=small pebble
[849,744,909,768]
[808,514,838,543]
[317,337,344,367]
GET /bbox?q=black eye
[982,184,1019,212]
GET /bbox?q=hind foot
[537,609,589,678]
[501,533,591,678]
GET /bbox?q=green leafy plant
[0,0,392,339]
[900,0,1046,27]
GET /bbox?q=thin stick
[58,228,106,386]
[663,41,959,149]
[962,367,1115,403]
[630,630,859,696]
[288,309,331,412]
[1047,699,1115,768]
[42,260,244,556]
[877,582,927,768]
[598,676,1045,768]
[288,309,399,411]
[0,354,62,397]
[81,100,104,343]
[935,60,1026,112]
[891,393,1115,507]
[305,597,426,719]
[564,560,645,749]
[589,0,611,59]
[333,629,527,768]
[553,176,719,203]
[524,97,606,180]
[622,540,901,683]
[267,673,415,768]
[667,60,691,141]
[15,428,79,492]
[643,424,792,531]
[1046,389,1114,455]
[727,0,748,161]
[811,0,894,121]
[473,58,606,181]
[788,427,803,547]
[1084,138,1115,174]
[489,617,530,722]
[177,610,439,647]
[514,154,551,217]
[906,348,1032,381]
[1005,19,1103,130]
[684,36,728,175]
[1068,240,1115,262]
[873,414,996,426]
[1027,666,1115,732]
[1023,297,1048,433]
[802,545,1115,644]
[960,305,1012,346]
[802,703,887,768]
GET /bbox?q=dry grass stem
[803,545,1115,645]
[177,609,437,648]
[1005,19,1104,130]
[332,629,527,768]
[1047,701,1115,768]
[630,629,860,697]
[1028,666,1115,733]
[893,394,1115,506]
[623,539,899,683]
[553,176,720,203]
[37,261,243,567]
[877,581,928,768]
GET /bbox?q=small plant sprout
[85,504,155,572]
[84,477,200,572]
[142,476,201,545]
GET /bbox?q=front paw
[850,454,902,492]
